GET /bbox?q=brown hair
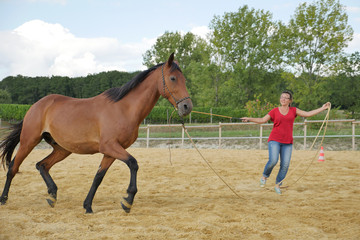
[282,90,293,100]
[281,90,293,106]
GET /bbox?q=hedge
[0,104,31,121]
[145,106,248,124]
[0,104,247,124]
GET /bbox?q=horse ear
[167,52,174,67]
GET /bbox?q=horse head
[160,53,193,117]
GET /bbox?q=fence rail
[138,119,360,150]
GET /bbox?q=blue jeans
[263,141,293,185]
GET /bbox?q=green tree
[326,52,360,118]
[0,71,138,104]
[283,0,353,109]
[186,62,227,107]
[143,31,213,106]
[143,31,211,70]
[209,5,285,105]
[0,89,11,103]
[209,5,282,70]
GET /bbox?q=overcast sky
[0,0,359,80]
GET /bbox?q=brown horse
[0,53,192,213]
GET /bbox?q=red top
[268,107,297,144]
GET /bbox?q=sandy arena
[0,148,359,239]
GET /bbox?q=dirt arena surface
[0,148,359,239]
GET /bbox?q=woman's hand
[322,102,331,110]
[241,117,250,123]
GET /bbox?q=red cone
[318,146,325,162]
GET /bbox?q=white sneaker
[274,186,282,195]
[260,178,266,187]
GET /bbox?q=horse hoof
[46,194,56,208]
[46,198,56,208]
[121,203,131,213]
[121,200,132,213]
[0,196,8,205]
[85,208,93,214]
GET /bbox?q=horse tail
[0,121,23,170]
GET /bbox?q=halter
[161,63,191,109]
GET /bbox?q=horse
[0,53,193,213]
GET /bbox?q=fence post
[219,122,222,148]
[352,121,355,151]
[210,108,213,123]
[182,126,185,148]
[146,125,150,148]
[304,122,307,150]
[259,125,263,150]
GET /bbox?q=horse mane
[104,62,182,102]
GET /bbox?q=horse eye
[170,76,176,81]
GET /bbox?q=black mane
[104,62,181,102]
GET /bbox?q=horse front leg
[98,142,139,213]
[83,155,115,213]
[121,155,138,213]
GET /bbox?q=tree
[209,5,282,70]
[143,31,211,70]
[143,31,214,106]
[283,0,353,109]
[0,71,138,104]
[326,52,360,118]
[209,5,285,105]
[0,89,11,103]
[186,62,227,107]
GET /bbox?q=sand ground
[0,148,359,239]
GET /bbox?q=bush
[0,103,247,124]
[244,94,276,118]
[0,104,31,121]
[145,106,247,124]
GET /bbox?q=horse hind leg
[0,136,41,205]
[36,134,71,207]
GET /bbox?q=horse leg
[0,159,15,204]
[0,143,39,205]
[36,146,71,207]
[88,142,139,213]
[83,155,115,213]
[101,143,139,213]
[120,155,138,213]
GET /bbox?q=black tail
[0,121,23,170]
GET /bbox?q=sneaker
[274,186,282,195]
[260,178,266,188]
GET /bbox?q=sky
[0,0,359,80]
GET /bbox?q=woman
[242,90,331,195]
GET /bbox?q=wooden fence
[138,119,360,150]
[1,119,359,150]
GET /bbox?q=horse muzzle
[177,98,193,117]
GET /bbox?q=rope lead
[168,105,330,197]
[181,122,245,200]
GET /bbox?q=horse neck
[123,72,161,125]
